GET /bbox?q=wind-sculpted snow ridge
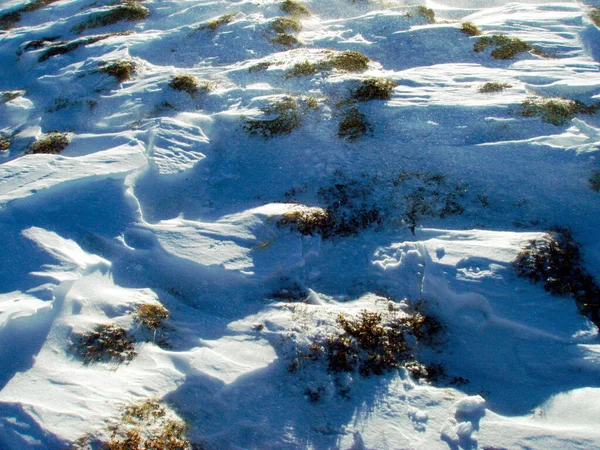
[1,0,600,448]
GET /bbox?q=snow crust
[1,0,600,448]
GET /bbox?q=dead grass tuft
[280,0,311,17]
[271,33,301,47]
[203,13,236,31]
[39,33,128,62]
[28,132,70,154]
[271,16,302,33]
[249,61,272,73]
[103,399,195,450]
[415,5,435,24]
[519,96,596,125]
[478,82,511,93]
[460,21,481,36]
[1,90,24,103]
[0,0,60,30]
[328,50,369,72]
[279,208,334,236]
[72,323,136,364]
[338,107,372,141]
[243,96,308,138]
[99,60,137,82]
[72,1,149,34]
[135,302,170,331]
[0,135,11,151]
[352,77,397,101]
[474,34,542,59]
[590,7,600,27]
[0,12,20,30]
[284,60,319,79]
[515,228,600,325]
[169,74,213,97]
[325,307,442,377]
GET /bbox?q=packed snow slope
[1,0,600,448]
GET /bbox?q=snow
[1,0,600,448]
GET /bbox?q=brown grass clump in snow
[460,21,481,36]
[0,135,11,151]
[271,33,301,48]
[0,0,60,30]
[203,13,236,31]
[473,34,546,59]
[169,74,213,97]
[328,50,369,72]
[72,323,137,364]
[478,82,511,93]
[135,302,170,331]
[271,16,302,33]
[72,1,149,34]
[338,107,372,141]
[99,60,137,82]
[519,96,596,125]
[280,0,311,17]
[515,228,600,325]
[589,7,600,27]
[28,132,70,154]
[352,78,397,101]
[103,399,196,450]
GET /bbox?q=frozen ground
[1,0,600,448]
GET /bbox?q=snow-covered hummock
[1,0,600,448]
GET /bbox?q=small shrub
[281,0,311,17]
[519,97,596,126]
[590,169,600,192]
[474,35,539,59]
[104,399,195,450]
[271,16,302,34]
[271,33,300,47]
[590,7,600,27]
[243,97,302,138]
[99,60,137,82]
[338,107,372,141]
[72,1,149,34]
[460,21,481,36]
[135,302,169,331]
[28,132,70,154]
[515,228,600,325]
[284,60,319,79]
[352,77,397,101]
[478,82,511,93]
[328,50,369,72]
[204,13,235,31]
[169,74,212,97]
[72,323,136,364]
[416,5,435,24]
